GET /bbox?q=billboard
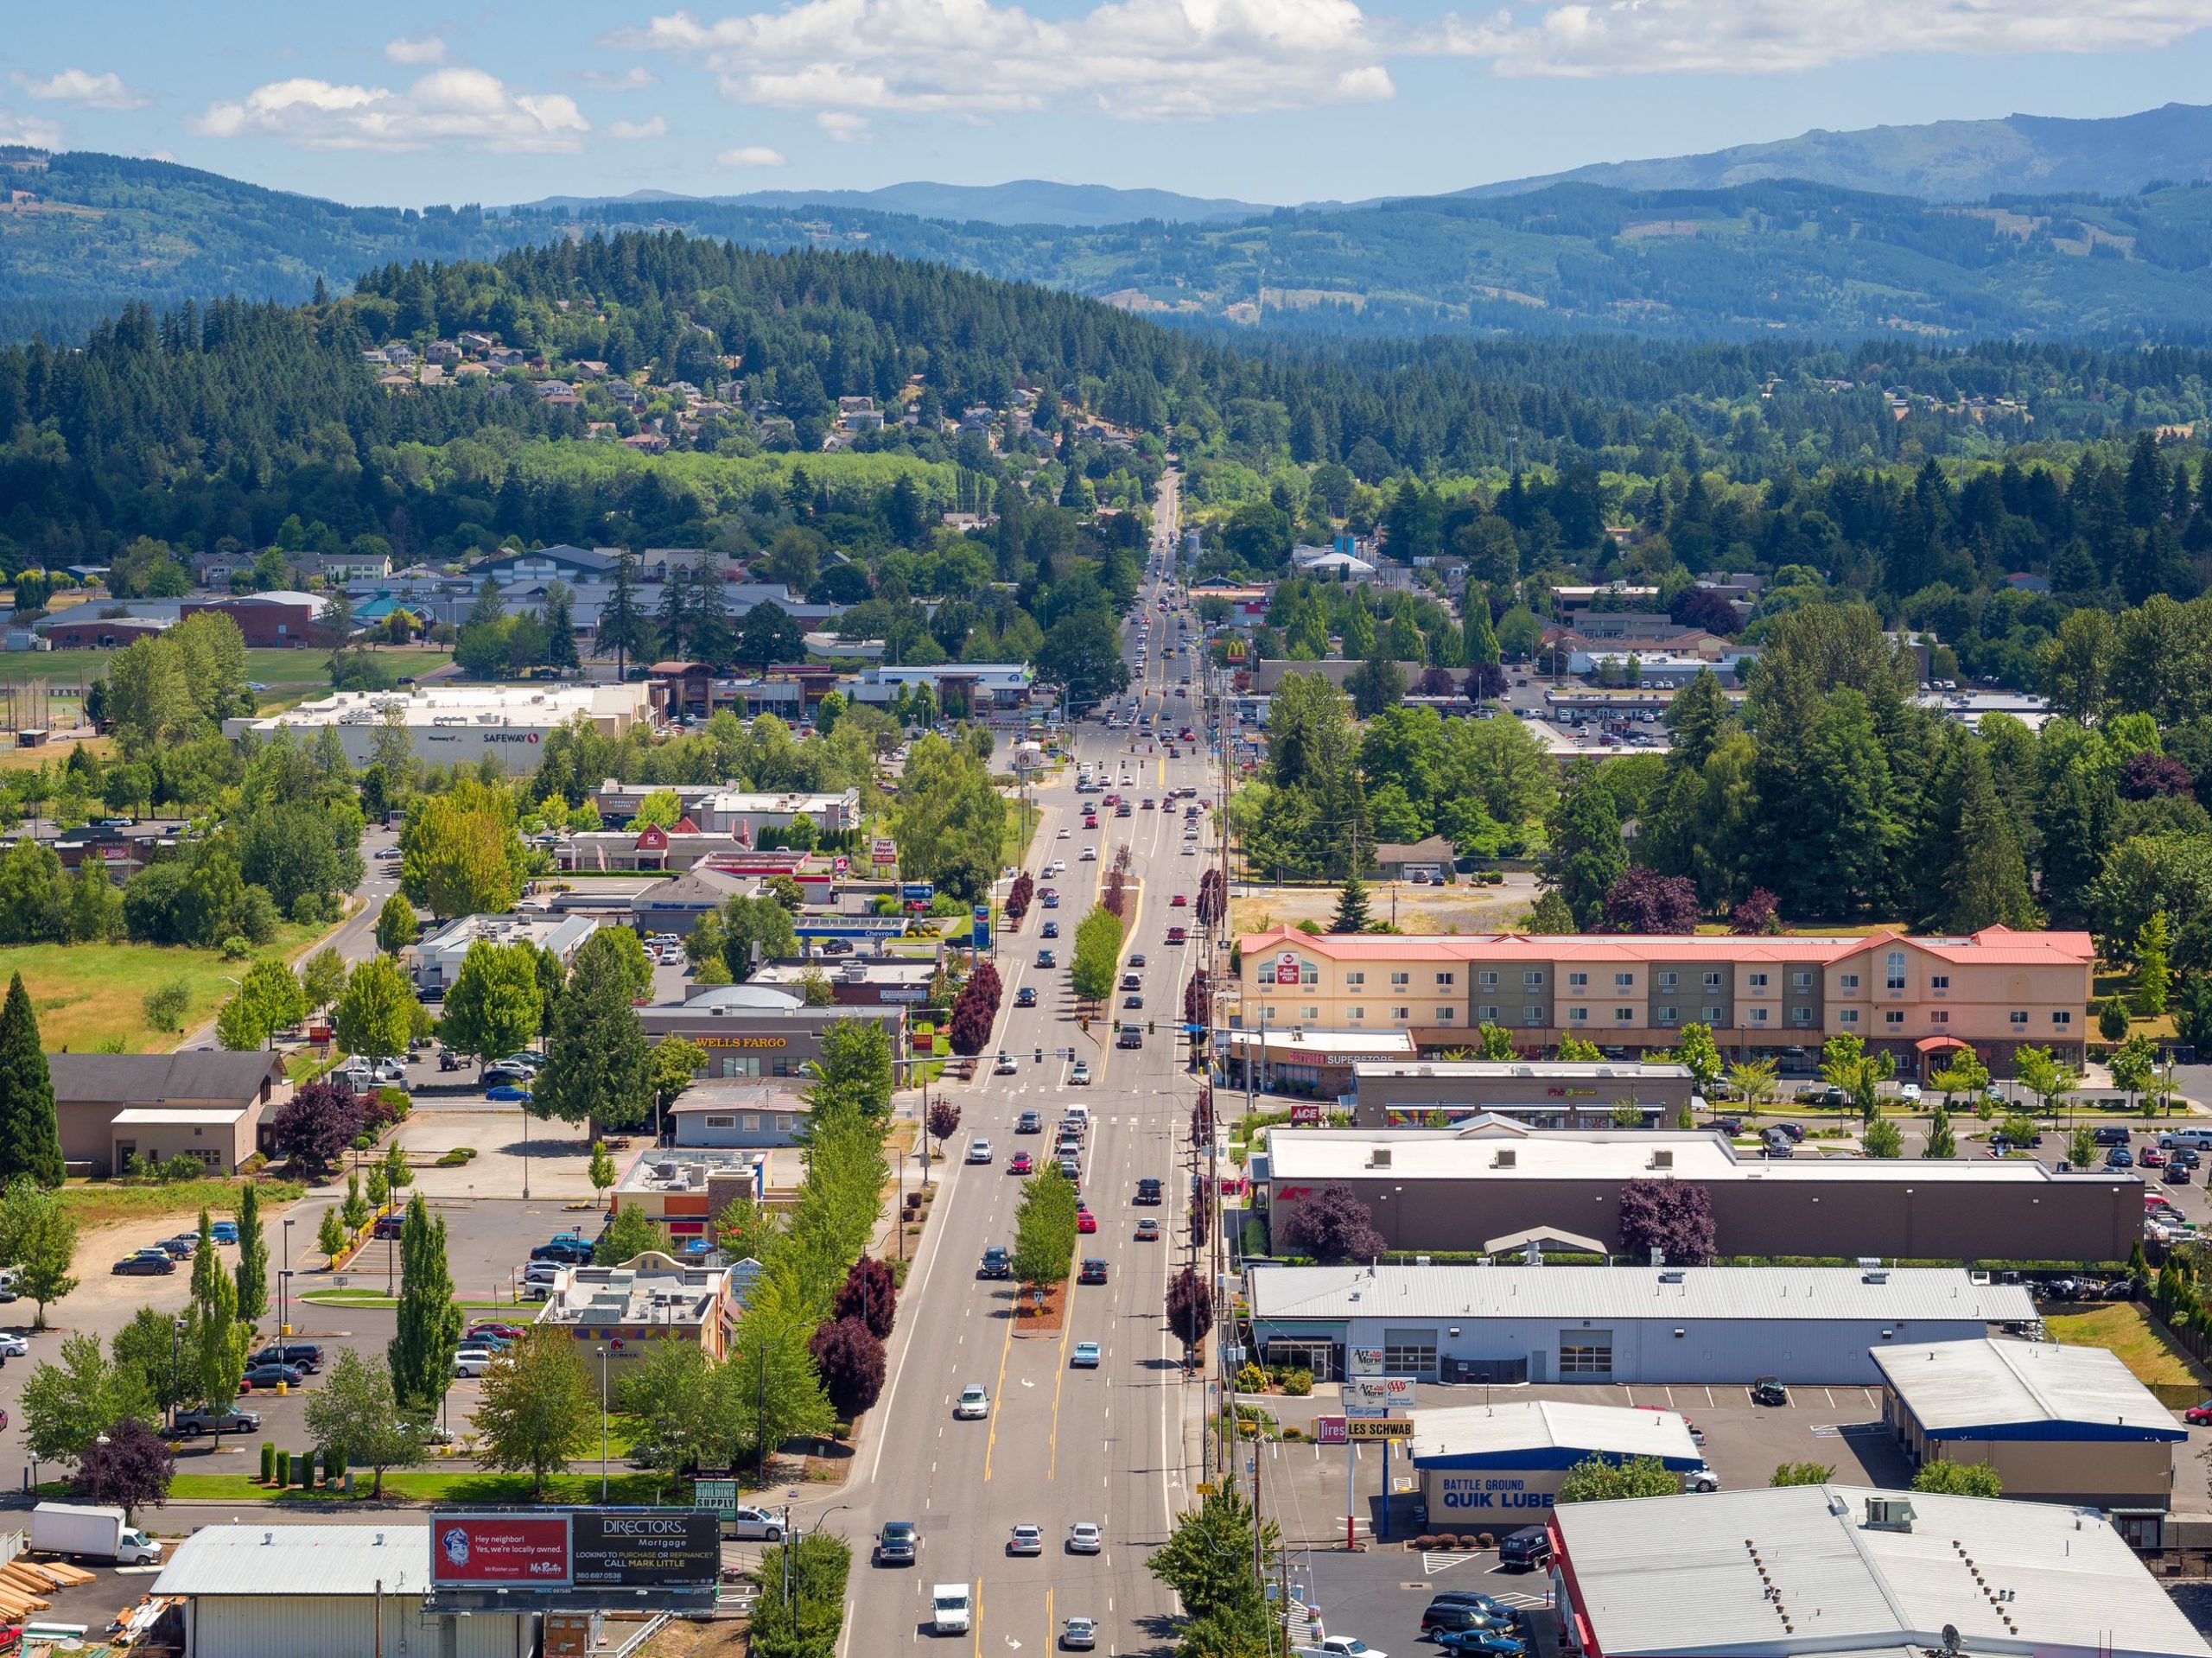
[430,1514,572,1588]
[1343,1375,1416,1418]
[571,1509,721,1590]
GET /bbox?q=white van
[1062,1103,1091,1131]
[932,1584,974,1635]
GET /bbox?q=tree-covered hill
[10,149,2212,346]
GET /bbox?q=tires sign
[431,1514,571,1587]
[1315,1415,1349,1445]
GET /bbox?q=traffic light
[1034,1048,1043,1064]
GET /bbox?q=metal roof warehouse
[1549,1484,2212,1658]
[1245,1265,2037,1387]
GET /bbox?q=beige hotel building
[1233,923,2094,1077]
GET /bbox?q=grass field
[167,1469,671,1504]
[2046,1302,2212,1406]
[59,1176,305,1230]
[0,645,456,718]
[2,917,333,1051]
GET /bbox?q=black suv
[874,1521,918,1566]
[1135,1178,1163,1204]
[979,1246,1012,1280]
[251,1342,324,1372]
[1016,1110,1043,1134]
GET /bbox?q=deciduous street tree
[474,1329,596,1497]
[439,939,543,1064]
[304,1350,423,1497]
[537,930,653,1136]
[334,956,416,1064]
[70,1418,174,1519]
[388,1192,463,1417]
[1558,1453,1679,1502]
[1276,1183,1385,1264]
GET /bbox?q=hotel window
[1790,1007,1814,1027]
[1703,1006,1722,1022]
[1750,1007,1769,1025]
[1658,1007,1679,1026]
[1929,975,1948,994]
[1568,971,1589,988]
[1393,1007,1410,1021]
[1615,972,1635,988]
[1264,1006,1278,1022]
[1840,973,1860,991]
[1703,971,1723,991]
[1792,970,1813,991]
[1390,972,1410,988]
[1346,971,1365,988]
[1658,971,1678,990]
[1929,1010,1948,1026]
[1523,1007,1544,1026]
[1349,1007,1364,1022]
[1569,1006,1590,1023]
[1884,1010,1904,1026]
[2052,1010,2073,1027]
[1614,1007,1636,1023]
[1524,971,1545,988]
[1886,950,1907,992]
[1435,1007,1456,1022]
[2010,1010,2028,1027]
[1435,972,1455,988]
[1478,1006,1499,1023]
[1301,1007,1319,1022]
[1748,973,1768,991]
[1840,1008,1860,1026]
[1479,971,1498,989]
[1301,964,1319,986]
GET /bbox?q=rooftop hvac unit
[1651,1150,1674,1170]
[1658,1269,1685,1284]
[1369,1147,1393,1169]
[1492,1149,1516,1169]
[1862,1497,1915,1533]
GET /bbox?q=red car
[1077,1209,1097,1234]
[1008,1152,1033,1175]
[1171,893,1188,907]
[2187,1401,2212,1425]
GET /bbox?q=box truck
[30,1502,162,1564]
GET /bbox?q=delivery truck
[30,1502,162,1565]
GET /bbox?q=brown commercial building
[48,1051,289,1178]
[1258,1121,2141,1265]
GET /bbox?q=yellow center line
[971,1581,985,1658]
[1045,1584,1054,1652]
[981,1280,1020,1483]
[1047,1251,1079,1480]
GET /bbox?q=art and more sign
[1343,1375,1417,1416]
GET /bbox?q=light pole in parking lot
[595,1344,610,1501]
[279,1217,295,1337]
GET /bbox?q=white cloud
[607,0,1396,122]
[607,115,669,139]
[144,149,178,162]
[716,143,786,166]
[605,0,2212,123]
[1443,0,2212,77]
[385,35,448,65]
[12,68,149,111]
[816,111,869,142]
[582,66,657,90]
[195,68,588,152]
[0,111,65,149]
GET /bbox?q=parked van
[1498,1527,1553,1571]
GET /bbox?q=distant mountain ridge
[518,178,1274,228]
[1462,101,2212,204]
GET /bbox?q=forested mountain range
[10,146,2212,346]
[518,180,1275,228]
[1468,101,2212,203]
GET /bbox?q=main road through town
[810,483,1212,1656]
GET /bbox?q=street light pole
[596,1344,609,1502]
[281,1217,295,1337]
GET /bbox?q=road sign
[901,881,935,903]
[1315,1415,1349,1445]
[1345,1419,1414,1441]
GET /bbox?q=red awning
[1913,1035,1967,1052]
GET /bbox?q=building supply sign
[571,1509,721,1590]
[431,1513,572,1587]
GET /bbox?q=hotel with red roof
[1233,923,2094,1077]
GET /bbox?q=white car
[1897,1083,1923,1103]
[1070,1062,1091,1086]
[995,1053,1018,1076]
[1057,827,1071,839]
[1686,1465,1721,1493]
[728,1506,787,1541]
[967,1137,994,1165]
[1066,1522,1103,1554]
[453,1349,496,1378]
[0,1332,27,1358]
[955,1384,990,1420]
[1081,847,1098,861]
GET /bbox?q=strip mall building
[1234,924,2093,1075]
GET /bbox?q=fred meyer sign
[1435,1472,1558,1513]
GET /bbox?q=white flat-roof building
[411,912,598,994]
[1551,1483,2212,1658]
[849,663,1036,708]
[1246,1264,2037,1385]
[225,683,654,767]
[1411,1400,1705,1521]
[534,1250,743,1368]
[153,1523,534,1658]
[590,782,862,835]
[1872,1338,2185,1518]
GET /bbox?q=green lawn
[2045,1302,2212,1407]
[169,1469,672,1504]
[4,916,334,1051]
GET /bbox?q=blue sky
[3,1,2209,208]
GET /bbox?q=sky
[3,1,2211,209]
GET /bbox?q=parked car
[209,1221,238,1244]
[452,1350,495,1379]
[1497,1527,1554,1571]
[251,1343,324,1372]
[173,1407,262,1437]
[241,1363,308,1389]
[1750,1376,1789,1407]
[112,1251,176,1276]
[486,1084,532,1102]
[157,1234,199,1259]
[728,1507,787,1542]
